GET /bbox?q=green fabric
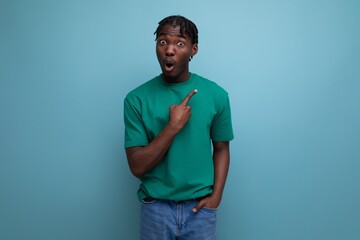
[124,73,234,201]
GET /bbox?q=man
[124,15,234,240]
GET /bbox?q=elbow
[129,165,145,178]
[131,169,144,179]
[126,148,145,178]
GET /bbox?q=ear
[191,43,198,57]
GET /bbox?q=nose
[165,44,175,56]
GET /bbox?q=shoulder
[192,73,229,96]
[125,76,161,101]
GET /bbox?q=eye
[177,41,185,46]
[159,40,166,45]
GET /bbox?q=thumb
[192,200,205,213]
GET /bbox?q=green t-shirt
[124,73,234,201]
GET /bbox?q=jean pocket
[201,206,218,212]
[141,197,157,204]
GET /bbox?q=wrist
[211,190,223,200]
[165,123,181,135]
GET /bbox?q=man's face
[156,25,198,83]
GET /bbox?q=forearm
[125,90,197,178]
[192,141,230,212]
[126,124,178,178]
[212,141,230,202]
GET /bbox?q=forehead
[158,25,188,39]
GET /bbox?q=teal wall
[1,0,359,239]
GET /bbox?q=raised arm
[126,89,198,178]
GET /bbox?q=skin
[156,25,198,83]
[126,24,230,212]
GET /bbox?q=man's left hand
[192,195,221,213]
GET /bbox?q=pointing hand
[168,89,198,132]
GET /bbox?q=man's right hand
[126,89,198,178]
[168,89,198,132]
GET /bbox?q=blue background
[1,0,359,239]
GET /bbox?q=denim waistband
[143,196,205,203]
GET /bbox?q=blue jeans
[140,198,217,240]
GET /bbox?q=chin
[162,71,177,79]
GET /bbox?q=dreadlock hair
[154,15,199,44]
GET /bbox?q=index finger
[180,89,198,106]
[192,198,205,213]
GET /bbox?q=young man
[124,15,234,239]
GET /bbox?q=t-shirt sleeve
[210,92,234,142]
[123,95,149,148]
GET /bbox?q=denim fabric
[140,198,217,240]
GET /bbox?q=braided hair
[154,15,199,44]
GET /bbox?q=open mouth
[164,60,175,72]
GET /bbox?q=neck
[162,71,190,84]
